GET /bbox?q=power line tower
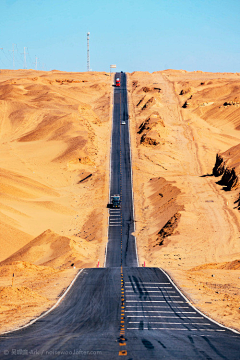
[35,56,38,70]
[87,32,90,71]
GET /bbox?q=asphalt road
[0,73,239,359]
[105,72,138,268]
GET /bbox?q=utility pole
[87,32,90,71]
[35,56,38,70]
[23,47,27,69]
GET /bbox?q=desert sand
[128,70,240,331]
[0,69,112,332]
[1,68,240,334]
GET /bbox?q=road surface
[0,73,239,359]
[105,72,137,268]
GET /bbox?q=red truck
[116,78,120,87]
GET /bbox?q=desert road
[0,73,240,359]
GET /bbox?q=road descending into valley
[0,73,240,359]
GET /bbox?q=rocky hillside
[213,143,240,190]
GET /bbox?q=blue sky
[1,0,240,72]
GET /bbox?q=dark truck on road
[111,194,120,208]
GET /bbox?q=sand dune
[2,229,97,269]
[1,67,240,333]
[0,70,110,255]
[191,259,240,271]
[170,71,240,131]
[0,260,78,333]
[129,70,240,331]
[144,177,183,248]
[0,70,111,332]
[0,222,32,263]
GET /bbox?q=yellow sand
[0,69,112,332]
[128,70,240,332]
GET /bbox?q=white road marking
[125,286,173,289]
[125,282,171,285]
[129,322,211,325]
[2,269,84,335]
[159,267,240,334]
[125,290,175,293]
[126,295,181,298]
[127,328,223,331]
[125,306,190,309]
[104,81,115,269]
[125,78,139,267]
[125,311,196,313]
[126,301,185,303]
[127,328,189,331]
[127,316,204,319]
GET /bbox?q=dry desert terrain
[128,70,240,332]
[0,69,240,333]
[0,69,111,332]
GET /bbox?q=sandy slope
[0,70,111,332]
[128,70,240,331]
[1,68,240,334]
